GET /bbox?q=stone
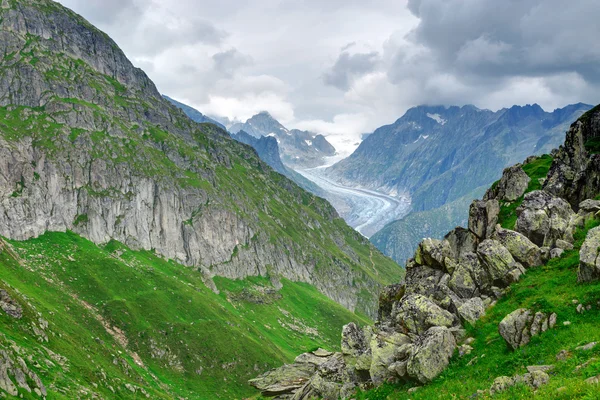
[369,332,412,384]
[556,350,571,361]
[585,375,600,385]
[457,298,486,325]
[377,284,405,324]
[341,323,372,377]
[515,191,575,247]
[469,200,500,240]
[458,344,473,357]
[550,248,564,259]
[576,342,597,351]
[394,295,455,335]
[448,253,486,299]
[492,226,543,267]
[526,365,555,373]
[414,238,451,271]
[445,227,478,260]
[490,371,550,394]
[484,165,531,202]
[406,327,456,384]
[499,308,533,350]
[248,362,316,396]
[578,226,600,282]
[477,240,525,287]
[555,239,574,251]
[0,290,22,319]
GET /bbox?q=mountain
[0,0,401,398]
[327,103,592,212]
[251,105,600,400]
[230,130,325,196]
[230,112,336,168]
[163,95,226,129]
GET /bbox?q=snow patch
[305,140,312,146]
[427,113,447,125]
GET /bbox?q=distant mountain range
[328,103,593,264]
[230,112,336,168]
[163,95,226,129]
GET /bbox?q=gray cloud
[212,49,253,77]
[324,51,380,90]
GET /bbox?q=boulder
[369,332,412,384]
[457,297,486,325]
[445,227,478,260]
[499,309,557,350]
[578,226,600,282]
[406,326,457,383]
[469,200,500,240]
[414,238,451,271]
[377,284,405,324]
[485,165,531,202]
[448,253,489,299]
[515,191,575,247]
[0,290,22,319]
[575,199,600,226]
[490,371,550,394]
[492,226,543,268]
[394,295,455,335]
[477,240,525,287]
[248,362,317,396]
[341,323,372,377]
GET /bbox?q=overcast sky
[58,0,600,155]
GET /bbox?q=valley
[296,166,410,238]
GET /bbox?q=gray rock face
[469,200,500,240]
[578,226,600,282]
[515,191,575,247]
[457,297,486,325]
[544,107,600,208]
[485,165,531,202]
[492,226,543,268]
[394,295,455,335]
[499,309,557,350]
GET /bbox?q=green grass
[498,155,554,229]
[584,136,600,154]
[0,231,371,399]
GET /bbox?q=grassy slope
[358,156,600,399]
[0,232,370,399]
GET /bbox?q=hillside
[0,0,404,398]
[250,106,600,399]
[163,95,226,130]
[0,0,401,317]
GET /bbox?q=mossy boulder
[492,225,543,267]
[578,226,600,282]
[395,295,455,335]
[406,326,457,383]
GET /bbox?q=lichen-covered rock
[490,371,550,394]
[484,165,531,202]
[578,226,600,282]
[574,199,600,226]
[448,253,488,299]
[469,200,500,240]
[414,238,451,271]
[498,309,557,350]
[445,227,478,260]
[515,191,575,247]
[407,326,456,384]
[341,323,372,378]
[492,226,543,268]
[394,295,455,335]
[477,240,525,287]
[457,298,486,325]
[377,284,405,324]
[369,332,412,384]
[248,362,317,396]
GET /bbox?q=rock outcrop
[489,370,550,394]
[578,226,600,282]
[0,290,22,319]
[484,165,531,202]
[498,309,557,350]
[544,106,600,208]
[515,191,575,247]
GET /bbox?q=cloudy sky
[58,0,600,155]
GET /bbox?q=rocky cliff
[0,0,401,317]
[250,106,600,399]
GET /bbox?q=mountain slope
[0,0,400,319]
[230,112,336,168]
[327,103,592,212]
[163,95,226,129]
